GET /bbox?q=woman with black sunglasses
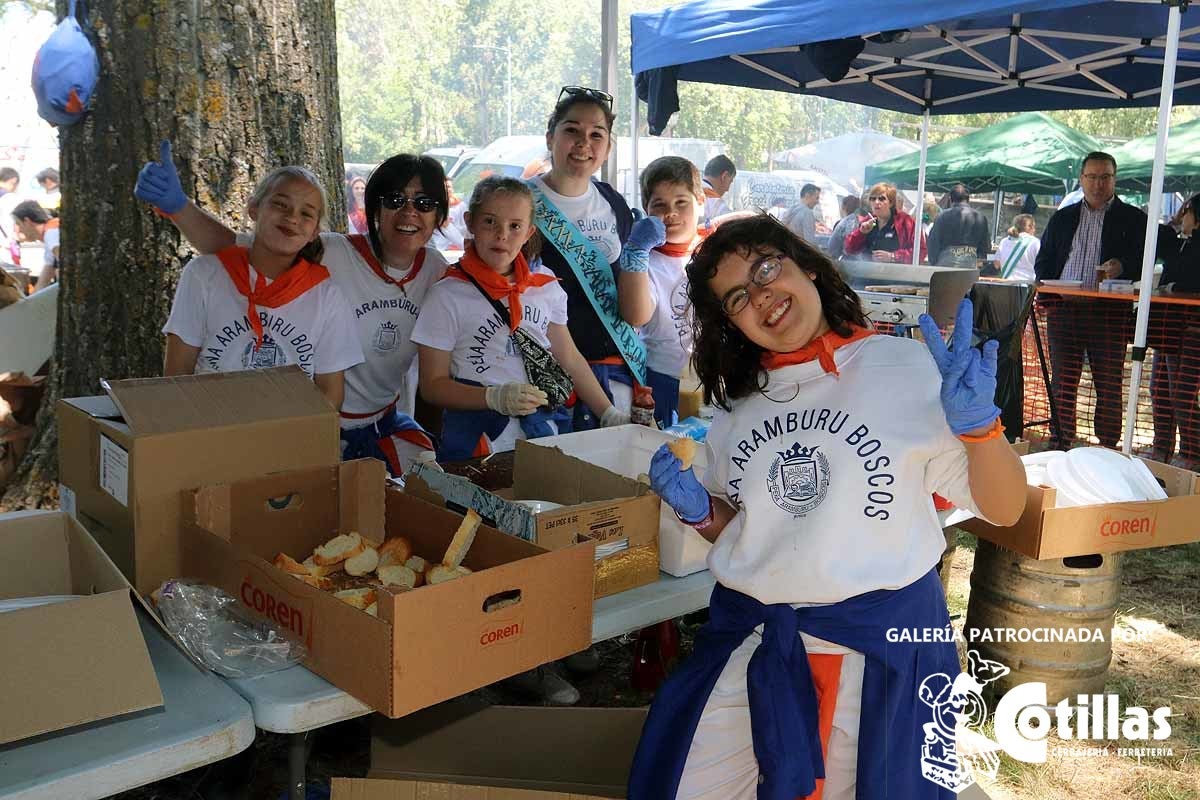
[527,86,662,430]
[135,146,448,477]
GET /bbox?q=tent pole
[600,0,618,184]
[1123,4,1182,456]
[631,72,640,208]
[913,78,931,266]
[993,187,1003,240]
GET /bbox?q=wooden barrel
[935,526,958,598]
[965,541,1121,704]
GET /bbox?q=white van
[727,170,853,230]
[453,135,726,209]
[423,146,480,179]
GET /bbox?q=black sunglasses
[380,193,438,213]
[558,85,613,110]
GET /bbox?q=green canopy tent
[865,112,1101,194]
[1109,117,1200,194]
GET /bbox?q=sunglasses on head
[380,193,438,213]
[558,85,613,111]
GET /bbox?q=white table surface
[0,609,255,800]
[226,568,718,735]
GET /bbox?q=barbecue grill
[837,260,979,329]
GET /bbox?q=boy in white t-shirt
[413,176,624,461]
[163,166,363,409]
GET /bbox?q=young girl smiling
[630,215,1025,800]
[412,176,621,460]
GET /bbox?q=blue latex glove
[627,215,666,252]
[918,298,1001,436]
[134,140,187,215]
[649,443,710,523]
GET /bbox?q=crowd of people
[0,166,62,295]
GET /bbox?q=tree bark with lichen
[1,0,344,510]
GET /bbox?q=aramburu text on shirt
[204,311,318,375]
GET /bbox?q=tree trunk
[1,0,344,510]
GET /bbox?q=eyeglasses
[1081,173,1115,183]
[868,195,889,202]
[722,256,784,317]
[558,86,613,111]
[380,193,438,213]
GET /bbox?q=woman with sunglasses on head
[628,215,1024,800]
[843,182,927,264]
[528,85,665,430]
[135,144,447,476]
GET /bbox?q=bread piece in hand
[377,536,413,568]
[427,564,473,585]
[377,564,419,590]
[273,552,309,576]
[405,555,428,587]
[344,546,380,576]
[668,437,697,470]
[302,556,343,578]
[442,509,481,568]
[333,587,376,610]
[313,531,367,566]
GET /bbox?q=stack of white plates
[1023,448,1168,508]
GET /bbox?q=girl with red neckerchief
[411,176,618,461]
[629,214,1025,800]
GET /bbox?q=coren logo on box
[479,619,523,648]
[239,568,312,647]
[1098,511,1157,540]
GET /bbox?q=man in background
[826,193,863,261]
[701,155,736,223]
[0,168,22,265]
[927,183,990,267]
[785,183,822,243]
[35,168,60,212]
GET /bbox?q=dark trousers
[1149,309,1200,462]
[1043,299,1129,448]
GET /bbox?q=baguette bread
[427,564,472,585]
[377,564,419,590]
[442,509,481,569]
[292,573,333,591]
[404,555,428,586]
[273,552,309,576]
[333,587,376,609]
[313,532,368,566]
[377,536,413,568]
[344,546,380,577]
[302,556,343,578]
[364,602,378,617]
[668,437,697,470]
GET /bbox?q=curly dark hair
[686,213,868,410]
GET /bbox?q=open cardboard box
[347,697,647,799]
[405,440,661,598]
[57,366,341,594]
[181,458,595,718]
[0,510,163,746]
[960,457,1200,559]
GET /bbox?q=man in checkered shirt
[1034,152,1148,449]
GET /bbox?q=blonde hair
[247,166,328,263]
[867,182,898,214]
[1007,213,1035,238]
[467,175,541,260]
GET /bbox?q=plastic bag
[155,580,307,678]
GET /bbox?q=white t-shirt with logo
[411,265,567,386]
[163,253,364,379]
[43,225,60,268]
[530,176,621,263]
[643,249,693,378]
[700,334,987,606]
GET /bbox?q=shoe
[501,666,580,706]
[563,645,600,675]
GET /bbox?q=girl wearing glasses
[843,181,927,264]
[529,86,658,430]
[162,167,363,409]
[137,146,448,476]
[630,215,1024,800]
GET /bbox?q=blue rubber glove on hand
[649,443,710,523]
[627,215,667,252]
[134,140,188,215]
[918,298,1001,436]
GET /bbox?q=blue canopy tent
[630,0,1192,453]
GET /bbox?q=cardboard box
[405,440,661,598]
[0,510,163,745]
[355,698,647,799]
[181,458,595,718]
[525,426,711,577]
[960,458,1200,559]
[57,367,341,594]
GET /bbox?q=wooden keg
[965,540,1121,705]
[935,526,959,598]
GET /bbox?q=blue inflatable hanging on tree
[31,0,100,127]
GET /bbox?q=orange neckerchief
[346,234,425,293]
[445,244,557,332]
[216,246,330,348]
[654,227,710,258]
[761,325,876,377]
[703,186,720,200]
